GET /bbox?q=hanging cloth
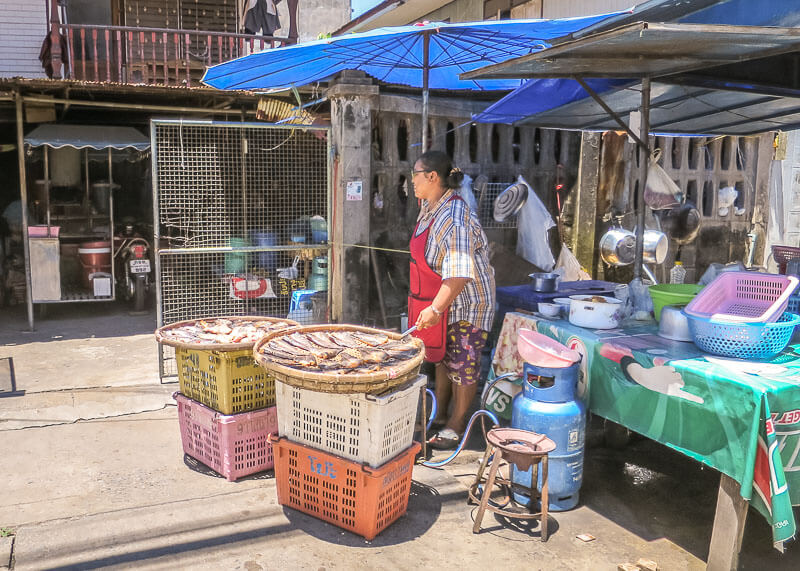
[515,175,556,271]
[242,0,281,36]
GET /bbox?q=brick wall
[0,2,47,78]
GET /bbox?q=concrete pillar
[327,72,379,323]
[572,132,601,275]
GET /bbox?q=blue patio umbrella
[202,13,627,148]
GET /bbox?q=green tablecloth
[492,312,800,544]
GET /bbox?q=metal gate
[151,120,332,380]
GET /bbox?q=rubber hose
[420,409,500,468]
[425,388,437,431]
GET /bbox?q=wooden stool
[468,427,555,540]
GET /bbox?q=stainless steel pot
[599,228,636,266]
[529,272,559,292]
[657,306,693,342]
[642,229,669,265]
[600,227,669,266]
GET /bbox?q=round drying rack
[253,324,425,394]
[154,315,300,352]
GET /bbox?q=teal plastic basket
[685,311,800,359]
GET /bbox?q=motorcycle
[113,220,153,312]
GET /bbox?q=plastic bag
[515,175,556,271]
[717,186,738,216]
[644,149,682,210]
[554,243,591,281]
[277,255,300,279]
[458,173,479,214]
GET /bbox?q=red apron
[408,195,460,363]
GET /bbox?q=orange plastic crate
[271,436,420,540]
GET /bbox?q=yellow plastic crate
[176,347,276,414]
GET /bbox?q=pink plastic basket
[684,272,799,323]
[174,392,277,481]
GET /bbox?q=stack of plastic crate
[270,374,425,540]
[156,317,296,481]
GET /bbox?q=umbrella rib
[429,30,543,67]
[329,35,423,70]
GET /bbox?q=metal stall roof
[464,23,800,135]
[24,124,150,150]
[462,22,800,80]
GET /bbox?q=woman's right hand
[415,306,442,330]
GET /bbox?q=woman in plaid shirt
[409,151,496,449]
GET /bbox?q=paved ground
[0,302,798,570]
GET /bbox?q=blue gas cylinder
[510,360,585,512]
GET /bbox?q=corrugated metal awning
[24,124,150,150]
[462,22,800,80]
[464,22,800,135]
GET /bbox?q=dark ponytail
[417,150,464,190]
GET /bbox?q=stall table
[493,311,800,569]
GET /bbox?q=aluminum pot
[568,295,624,329]
[599,228,636,266]
[529,272,559,292]
[642,229,669,265]
[657,306,693,342]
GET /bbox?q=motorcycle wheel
[133,274,146,313]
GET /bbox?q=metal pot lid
[493,182,528,222]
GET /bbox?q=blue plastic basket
[685,311,800,359]
[788,295,800,314]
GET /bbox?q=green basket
[648,283,704,321]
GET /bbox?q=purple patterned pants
[442,320,488,386]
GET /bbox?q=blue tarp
[202,13,627,92]
[474,78,632,124]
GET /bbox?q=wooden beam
[707,473,748,571]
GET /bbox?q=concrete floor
[0,302,798,570]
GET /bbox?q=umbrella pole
[633,77,651,281]
[421,32,430,152]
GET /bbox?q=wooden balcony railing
[44,1,299,88]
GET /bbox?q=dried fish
[261,347,318,367]
[255,328,421,374]
[306,331,343,350]
[343,347,389,364]
[329,331,363,349]
[160,317,295,345]
[351,331,389,347]
[285,332,319,352]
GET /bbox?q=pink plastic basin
[517,328,580,368]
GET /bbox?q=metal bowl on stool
[658,306,693,342]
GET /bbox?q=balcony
[43,1,298,88]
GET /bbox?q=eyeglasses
[411,169,430,177]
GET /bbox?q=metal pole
[421,31,430,153]
[15,90,35,331]
[22,95,259,116]
[633,77,651,281]
[108,147,115,300]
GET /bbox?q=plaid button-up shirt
[415,190,496,332]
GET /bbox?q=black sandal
[427,428,461,450]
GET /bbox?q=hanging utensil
[493,181,528,222]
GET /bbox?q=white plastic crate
[275,374,425,468]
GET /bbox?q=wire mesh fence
[152,120,331,380]
[475,181,518,229]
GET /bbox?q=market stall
[19,124,150,326]
[461,21,800,568]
